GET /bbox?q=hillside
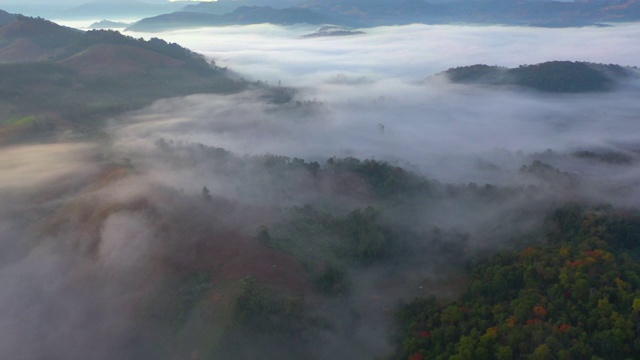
[0,15,245,144]
[393,206,640,359]
[0,9,15,26]
[440,61,636,93]
[15,138,640,359]
[0,15,83,62]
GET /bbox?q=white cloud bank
[130,23,640,85]
[112,24,640,189]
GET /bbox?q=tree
[201,186,212,201]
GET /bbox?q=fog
[130,23,640,84]
[2,23,640,359]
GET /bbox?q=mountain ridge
[126,0,640,31]
[126,6,354,32]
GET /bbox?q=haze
[111,24,640,190]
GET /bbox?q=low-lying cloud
[128,23,640,85]
[111,77,640,196]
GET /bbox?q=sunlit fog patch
[0,143,99,192]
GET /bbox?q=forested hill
[441,61,635,93]
[0,14,246,144]
[0,15,212,71]
[124,0,640,30]
[393,206,640,359]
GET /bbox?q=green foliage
[327,157,429,198]
[313,263,348,295]
[75,30,216,74]
[393,208,640,359]
[3,115,37,126]
[266,204,400,267]
[519,160,576,185]
[10,15,82,49]
[233,277,308,335]
[444,61,630,93]
[174,271,212,329]
[0,15,246,134]
[511,61,617,93]
[445,64,505,83]
[0,61,243,131]
[572,150,633,165]
[333,206,395,263]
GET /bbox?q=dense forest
[392,206,640,359]
[93,139,638,359]
[442,61,635,93]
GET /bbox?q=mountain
[88,20,129,29]
[135,0,640,30]
[301,0,640,26]
[66,0,184,20]
[0,15,244,143]
[446,0,640,27]
[299,0,452,26]
[181,0,299,14]
[0,14,83,63]
[440,61,636,93]
[127,6,353,32]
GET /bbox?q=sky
[0,0,203,17]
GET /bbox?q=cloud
[127,23,640,86]
[110,77,640,192]
[113,24,640,197]
[0,143,99,193]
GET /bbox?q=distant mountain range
[439,61,637,93]
[122,0,640,32]
[126,6,352,32]
[181,0,299,14]
[88,20,129,30]
[0,14,243,144]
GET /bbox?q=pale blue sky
[0,0,207,18]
